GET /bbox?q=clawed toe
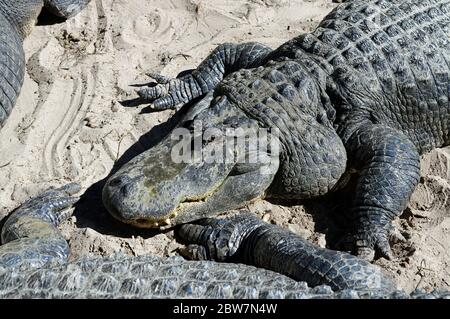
[355,247,376,261]
[177,213,262,262]
[48,195,80,212]
[389,227,407,244]
[58,183,82,196]
[136,85,168,101]
[134,83,178,110]
[354,231,395,261]
[17,183,81,226]
[178,244,209,260]
[146,72,171,84]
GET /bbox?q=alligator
[0,0,90,129]
[1,184,449,298]
[102,0,450,263]
[1,0,450,299]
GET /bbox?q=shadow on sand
[71,96,197,239]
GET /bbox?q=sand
[0,0,448,293]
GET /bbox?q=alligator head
[102,95,280,228]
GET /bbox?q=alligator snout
[108,175,131,188]
[106,175,134,197]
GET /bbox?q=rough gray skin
[102,0,450,265]
[2,0,449,299]
[2,185,449,299]
[0,0,90,128]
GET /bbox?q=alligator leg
[0,183,80,269]
[343,124,420,261]
[137,42,273,110]
[178,212,397,295]
[44,0,91,18]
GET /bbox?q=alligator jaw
[102,135,279,229]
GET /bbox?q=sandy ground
[0,0,449,294]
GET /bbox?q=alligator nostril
[109,175,131,188]
[120,183,133,196]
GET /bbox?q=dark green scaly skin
[0,0,90,128]
[103,0,450,265]
[2,186,450,298]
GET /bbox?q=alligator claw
[356,245,393,261]
[356,247,375,261]
[178,244,209,260]
[2,183,81,244]
[133,70,194,110]
[354,227,395,261]
[146,72,170,84]
[135,81,178,110]
[135,85,167,101]
[58,182,82,196]
[389,227,407,244]
[178,213,262,262]
[21,183,80,222]
[22,183,80,208]
[47,195,80,212]
[177,218,228,261]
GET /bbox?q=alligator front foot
[2,183,81,243]
[134,42,272,111]
[178,213,397,294]
[177,212,261,262]
[135,73,188,111]
[353,222,409,261]
[341,124,420,261]
[1,183,81,269]
[353,226,393,261]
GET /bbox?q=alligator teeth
[153,222,159,227]
[171,212,178,218]
[164,219,172,226]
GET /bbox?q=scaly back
[273,0,450,152]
